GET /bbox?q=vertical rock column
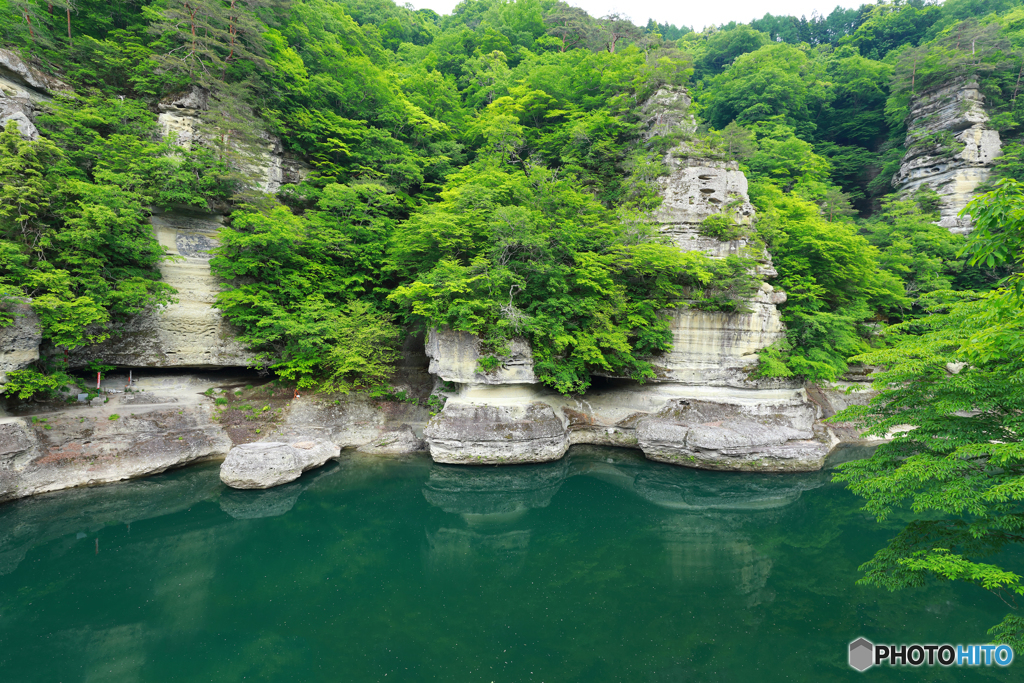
[892,79,1003,233]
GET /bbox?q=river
[0,445,1012,681]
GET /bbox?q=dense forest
[2,0,1022,393]
[2,0,1024,645]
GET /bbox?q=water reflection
[220,463,342,520]
[417,445,847,593]
[1,444,1012,683]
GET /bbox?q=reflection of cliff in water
[421,459,569,577]
[420,445,846,596]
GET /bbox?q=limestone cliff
[68,209,257,368]
[70,88,309,368]
[0,48,71,140]
[421,87,844,472]
[893,79,1003,233]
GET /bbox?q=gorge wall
[421,88,862,473]
[892,79,1003,233]
[67,87,309,369]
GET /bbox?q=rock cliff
[67,209,257,368]
[0,369,430,504]
[893,79,1003,233]
[70,88,309,368]
[0,48,71,140]
[421,87,840,472]
[0,301,42,395]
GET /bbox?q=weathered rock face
[641,87,695,140]
[654,285,786,386]
[69,88,310,368]
[0,48,71,98]
[424,401,568,465]
[635,398,832,472]
[219,438,340,489]
[0,97,37,139]
[157,86,309,194]
[0,406,231,504]
[68,210,256,368]
[425,328,535,385]
[893,80,1003,233]
[0,301,42,392]
[0,48,69,141]
[421,86,822,470]
[0,364,432,504]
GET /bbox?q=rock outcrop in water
[892,79,1003,233]
[422,87,837,472]
[0,369,430,504]
[220,438,340,489]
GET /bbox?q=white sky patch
[408,0,871,32]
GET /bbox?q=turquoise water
[0,446,1014,682]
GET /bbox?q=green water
[0,446,1014,682]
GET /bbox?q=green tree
[833,179,1024,648]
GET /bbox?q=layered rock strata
[422,88,835,471]
[893,79,1003,233]
[68,210,256,367]
[0,368,430,504]
[0,301,41,395]
[70,88,308,368]
[0,405,231,504]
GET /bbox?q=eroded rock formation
[69,87,309,369]
[893,79,1003,233]
[0,368,430,504]
[0,48,71,138]
[68,210,256,368]
[422,87,837,472]
[0,301,41,396]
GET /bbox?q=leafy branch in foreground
[831,181,1024,649]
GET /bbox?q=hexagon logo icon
[849,637,874,671]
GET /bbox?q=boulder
[357,425,425,455]
[220,439,340,489]
[0,97,37,139]
[424,401,568,465]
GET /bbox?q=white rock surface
[635,397,832,472]
[424,402,568,465]
[68,211,256,367]
[419,86,841,471]
[0,406,231,504]
[425,328,536,385]
[893,79,1003,233]
[157,86,309,194]
[0,300,41,392]
[220,439,340,489]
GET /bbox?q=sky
[409,0,871,32]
